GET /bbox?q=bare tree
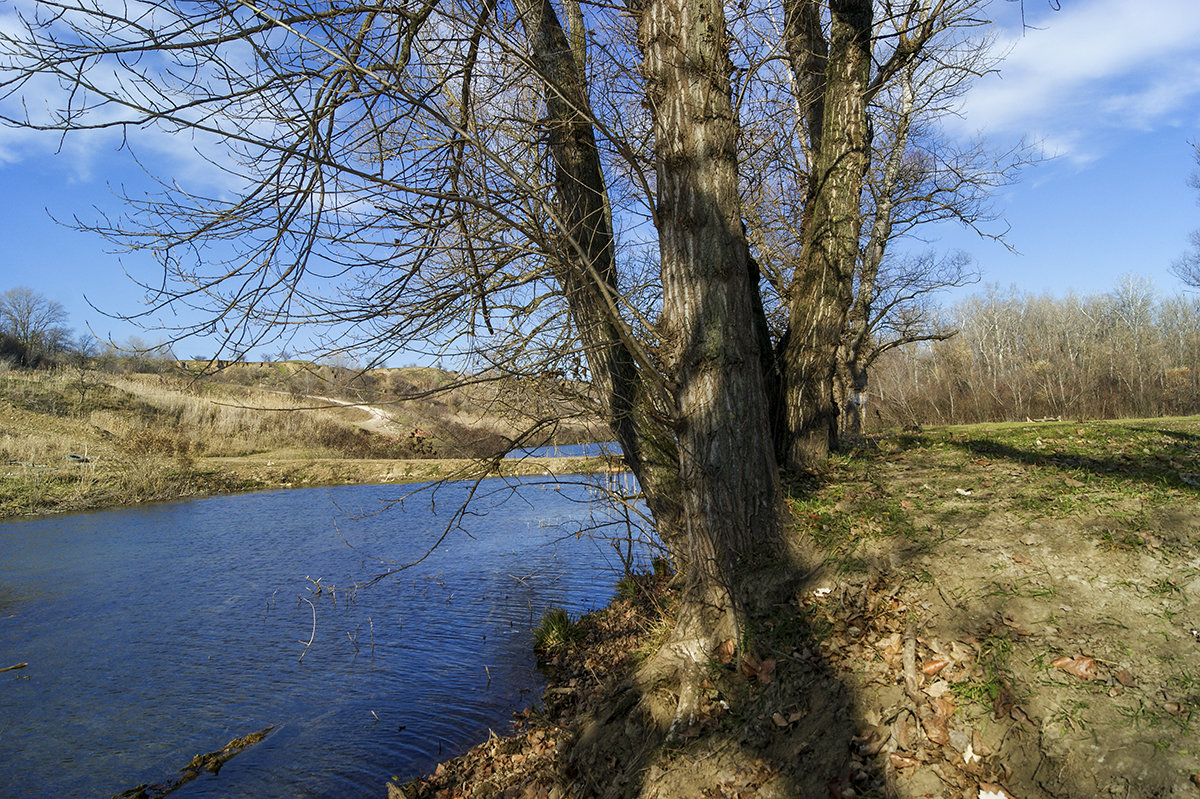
[835,249,979,436]
[0,0,1016,737]
[735,0,1027,465]
[0,287,72,366]
[1171,143,1200,289]
[0,0,788,728]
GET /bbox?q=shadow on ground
[392,557,887,798]
[947,425,1200,495]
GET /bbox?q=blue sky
[2,0,1199,359]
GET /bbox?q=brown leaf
[740,652,775,684]
[922,659,950,675]
[1011,554,1033,565]
[1063,477,1085,488]
[715,638,736,666]
[1053,655,1098,680]
[933,695,957,719]
[921,712,950,745]
[889,752,920,769]
[1115,668,1137,688]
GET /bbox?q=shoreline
[0,454,628,522]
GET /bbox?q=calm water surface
[0,475,645,798]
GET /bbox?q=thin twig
[298,596,317,663]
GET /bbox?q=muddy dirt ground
[393,418,1200,799]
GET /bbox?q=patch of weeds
[1049,698,1092,732]
[533,607,578,659]
[952,633,1013,709]
[1149,578,1182,596]
[1153,607,1179,623]
[1095,528,1149,553]
[1170,668,1200,693]
[979,575,1057,600]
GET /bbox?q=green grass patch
[533,607,579,659]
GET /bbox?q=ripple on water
[0,475,649,799]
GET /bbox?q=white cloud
[950,0,1200,159]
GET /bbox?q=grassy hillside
[0,362,609,519]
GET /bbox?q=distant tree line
[872,277,1200,426]
[0,286,183,371]
[0,287,72,367]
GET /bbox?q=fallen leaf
[892,716,916,750]
[741,653,776,685]
[924,680,952,699]
[922,659,950,676]
[889,752,920,769]
[979,783,1011,799]
[1164,701,1183,715]
[1115,668,1136,688]
[1063,477,1085,488]
[771,712,788,728]
[963,742,981,765]
[1011,554,1033,565]
[1052,655,1098,680]
[922,712,950,745]
[715,638,736,665]
[933,695,957,720]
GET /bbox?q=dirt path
[306,394,402,435]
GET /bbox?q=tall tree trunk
[782,0,873,470]
[833,59,915,446]
[833,344,868,438]
[633,0,784,720]
[515,0,686,549]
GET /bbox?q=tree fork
[782,0,874,471]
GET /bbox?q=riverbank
[395,417,1200,798]
[0,453,624,520]
[1,365,613,520]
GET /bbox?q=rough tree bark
[782,0,874,470]
[515,0,686,551]
[833,60,915,441]
[632,0,785,719]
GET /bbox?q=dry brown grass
[0,366,613,519]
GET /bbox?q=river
[0,474,647,798]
